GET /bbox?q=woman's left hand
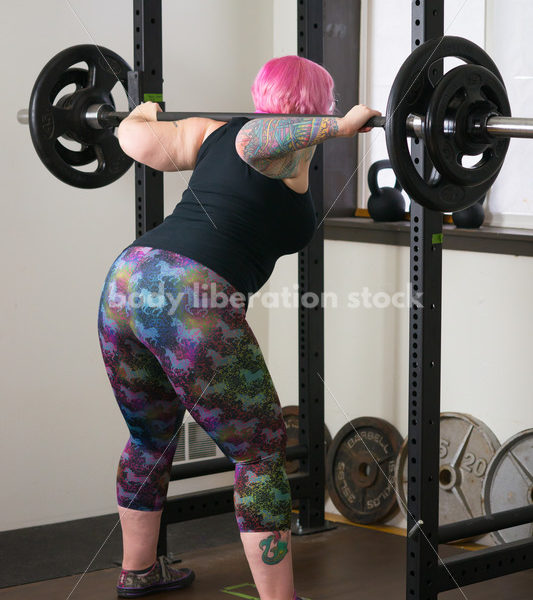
[127,101,162,123]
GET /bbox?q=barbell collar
[86,103,114,130]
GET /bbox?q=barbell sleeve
[484,116,533,139]
[17,109,29,124]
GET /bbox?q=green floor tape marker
[220,583,259,599]
[220,582,312,600]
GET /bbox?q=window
[485,0,533,228]
[357,0,533,229]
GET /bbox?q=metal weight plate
[28,45,133,188]
[482,429,533,544]
[425,64,510,189]
[282,405,332,509]
[394,412,500,538]
[385,36,508,212]
[326,417,403,524]
[282,405,332,475]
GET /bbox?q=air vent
[172,415,224,463]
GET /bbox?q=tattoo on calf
[258,531,289,565]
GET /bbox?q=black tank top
[129,117,317,301]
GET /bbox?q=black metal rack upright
[408,2,533,599]
[132,0,164,238]
[295,0,330,536]
[406,5,445,598]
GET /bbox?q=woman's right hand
[339,104,382,137]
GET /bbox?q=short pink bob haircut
[251,55,336,115]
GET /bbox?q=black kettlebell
[452,195,486,229]
[367,160,405,222]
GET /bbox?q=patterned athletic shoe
[116,555,195,597]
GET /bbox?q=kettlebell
[367,160,406,222]
[452,195,486,229]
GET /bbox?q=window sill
[324,217,533,257]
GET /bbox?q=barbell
[17,37,533,211]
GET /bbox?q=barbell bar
[18,38,533,208]
[17,104,533,140]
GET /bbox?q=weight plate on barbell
[28,45,133,188]
[482,428,533,544]
[326,416,403,524]
[425,64,510,189]
[394,412,500,539]
[385,36,509,212]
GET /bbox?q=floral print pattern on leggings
[97,246,291,531]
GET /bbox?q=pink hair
[251,55,336,115]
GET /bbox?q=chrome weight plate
[482,429,533,544]
[395,412,500,537]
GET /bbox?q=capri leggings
[97,246,291,532]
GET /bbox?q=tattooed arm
[234,105,382,179]
[235,116,341,179]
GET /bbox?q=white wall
[1,0,273,531]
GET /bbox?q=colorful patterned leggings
[97,246,291,532]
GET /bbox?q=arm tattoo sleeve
[236,117,340,178]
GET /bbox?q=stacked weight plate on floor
[394,412,500,539]
[326,417,403,524]
[482,428,533,544]
[282,405,332,508]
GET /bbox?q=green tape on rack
[143,93,163,102]
[432,233,443,245]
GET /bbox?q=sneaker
[116,555,195,597]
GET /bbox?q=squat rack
[132,1,533,598]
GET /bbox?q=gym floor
[2,512,531,600]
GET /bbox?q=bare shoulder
[167,118,227,170]
[202,119,228,143]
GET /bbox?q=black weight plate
[28,45,133,188]
[50,68,98,167]
[326,416,403,524]
[385,36,508,212]
[425,64,510,188]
